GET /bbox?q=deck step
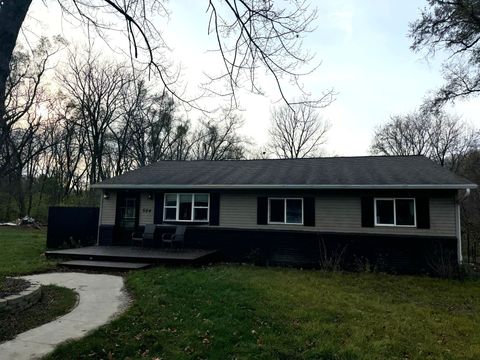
[59,260,151,270]
[46,246,219,263]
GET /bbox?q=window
[164,194,177,220]
[119,197,137,230]
[268,198,303,225]
[163,193,209,222]
[374,198,416,227]
[124,199,136,219]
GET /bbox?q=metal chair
[162,225,186,249]
[132,224,156,247]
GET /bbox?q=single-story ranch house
[91,155,477,272]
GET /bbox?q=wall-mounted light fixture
[103,191,110,200]
[147,192,154,200]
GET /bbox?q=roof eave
[90,183,477,190]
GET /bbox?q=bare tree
[370,109,479,171]
[58,50,131,184]
[191,112,248,160]
[429,113,479,171]
[0,38,62,217]
[370,112,432,157]
[47,98,88,197]
[205,0,334,107]
[410,0,480,109]
[124,82,191,167]
[0,37,63,174]
[1,0,326,156]
[268,103,330,158]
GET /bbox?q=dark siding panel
[257,197,268,225]
[98,225,115,246]
[210,193,220,225]
[416,197,430,229]
[361,196,374,227]
[187,227,458,274]
[154,192,164,224]
[304,197,315,226]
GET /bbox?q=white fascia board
[91,183,477,190]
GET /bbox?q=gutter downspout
[455,188,471,264]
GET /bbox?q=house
[90,155,477,272]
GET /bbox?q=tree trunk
[12,171,26,217]
[0,0,32,153]
[0,0,32,116]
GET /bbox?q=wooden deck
[59,260,152,270]
[46,246,219,264]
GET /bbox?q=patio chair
[131,224,156,247]
[161,225,186,249]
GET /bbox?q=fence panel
[47,206,99,248]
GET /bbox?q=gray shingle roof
[92,156,477,190]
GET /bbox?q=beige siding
[139,192,155,225]
[219,193,456,237]
[100,191,116,225]
[220,193,314,231]
[314,196,455,236]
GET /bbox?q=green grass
[0,285,77,342]
[45,265,480,360]
[0,227,54,276]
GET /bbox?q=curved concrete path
[0,272,130,360]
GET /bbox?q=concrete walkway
[0,272,130,360]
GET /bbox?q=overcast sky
[25,0,480,156]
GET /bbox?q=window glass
[376,199,394,225]
[396,199,415,226]
[178,194,192,220]
[164,193,209,222]
[194,208,208,221]
[286,199,303,224]
[125,199,136,218]
[194,194,209,207]
[165,194,177,207]
[269,199,285,223]
[164,208,176,220]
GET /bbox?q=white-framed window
[163,193,210,222]
[374,198,416,227]
[268,197,303,225]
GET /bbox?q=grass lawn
[0,227,55,276]
[0,285,77,342]
[45,265,480,360]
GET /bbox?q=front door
[115,192,140,245]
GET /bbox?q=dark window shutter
[303,197,315,226]
[154,192,164,224]
[361,196,374,227]
[209,193,220,225]
[416,197,430,229]
[257,197,268,225]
